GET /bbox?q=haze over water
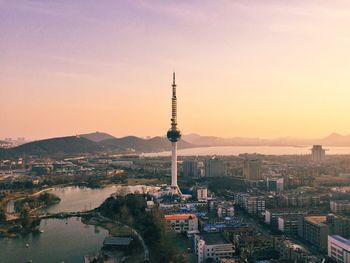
[144,146,350,156]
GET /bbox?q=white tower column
[171,142,177,187]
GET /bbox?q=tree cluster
[97,193,182,262]
[15,192,60,213]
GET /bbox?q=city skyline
[2,1,350,139]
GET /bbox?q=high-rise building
[311,145,325,163]
[205,156,225,177]
[182,160,199,177]
[243,159,262,181]
[298,215,329,252]
[327,214,350,239]
[166,73,182,195]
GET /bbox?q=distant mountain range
[0,132,193,158]
[2,131,350,159]
[182,133,350,147]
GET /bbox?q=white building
[164,213,198,234]
[197,187,208,201]
[328,235,350,263]
[195,233,234,263]
[216,202,235,218]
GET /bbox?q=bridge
[38,210,94,219]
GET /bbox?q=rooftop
[103,237,132,246]
[304,215,327,226]
[330,235,350,246]
[199,232,230,245]
[164,213,197,221]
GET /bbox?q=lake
[0,185,157,263]
[0,218,108,263]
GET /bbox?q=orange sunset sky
[1,1,350,140]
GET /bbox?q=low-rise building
[197,187,208,201]
[216,201,235,218]
[277,239,318,263]
[265,208,307,228]
[195,232,234,263]
[266,177,284,192]
[328,235,350,263]
[235,193,265,217]
[223,226,273,260]
[102,237,133,250]
[164,213,198,234]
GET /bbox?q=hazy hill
[182,133,350,147]
[0,136,103,158]
[0,134,194,158]
[182,134,274,146]
[319,133,350,146]
[3,131,350,159]
[81,132,115,142]
[99,136,194,152]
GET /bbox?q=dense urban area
[1,140,350,263]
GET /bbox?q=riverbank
[0,192,61,238]
[82,214,145,262]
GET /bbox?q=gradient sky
[2,0,350,140]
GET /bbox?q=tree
[0,208,6,223]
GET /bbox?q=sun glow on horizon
[2,1,350,140]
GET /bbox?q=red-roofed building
[164,213,198,234]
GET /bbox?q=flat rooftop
[103,237,132,246]
[304,215,327,226]
[200,232,230,245]
[164,213,197,220]
[330,235,350,246]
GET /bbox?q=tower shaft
[171,142,178,187]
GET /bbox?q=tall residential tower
[166,72,182,195]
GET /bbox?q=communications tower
[166,72,182,195]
